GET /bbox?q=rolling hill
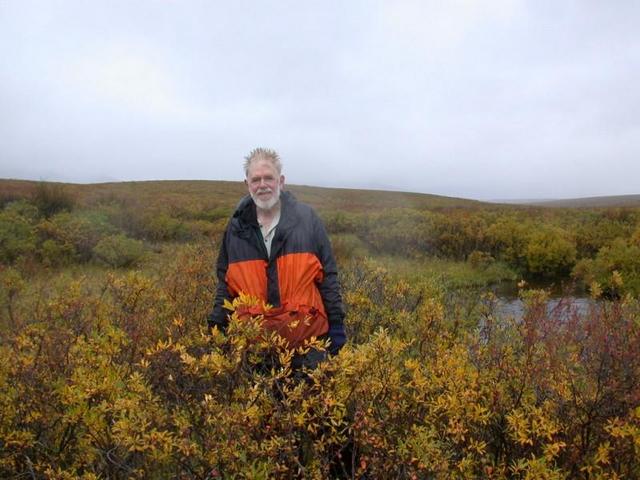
[4,178,638,211]
[0,178,484,212]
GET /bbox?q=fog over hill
[487,194,640,208]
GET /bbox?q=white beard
[251,184,280,210]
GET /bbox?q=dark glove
[327,323,346,356]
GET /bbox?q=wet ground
[490,279,594,320]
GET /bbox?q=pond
[490,280,595,320]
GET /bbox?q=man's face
[246,159,285,210]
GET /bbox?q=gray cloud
[1,0,639,199]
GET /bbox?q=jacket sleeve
[313,211,347,354]
[208,229,232,333]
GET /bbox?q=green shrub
[93,234,146,268]
[322,210,360,234]
[330,233,368,264]
[95,197,146,238]
[183,218,228,239]
[572,237,640,296]
[366,209,435,256]
[142,213,189,241]
[485,216,530,268]
[524,227,577,277]
[0,209,37,264]
[574,213,632,257]
[0,266,25,328]
[632,224,640,245]
[431,211,489,260]
[467,250,494,270]
[39,239,76,268]
[0,193,24,209]
[192,206,233,222]
[38,211,118,262]
[3,200,40,221]
[32,182,76,218]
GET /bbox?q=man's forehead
[248,159,280,177]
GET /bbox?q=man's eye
[251,177,274,184]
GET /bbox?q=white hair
[243,148,282,177]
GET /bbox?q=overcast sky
[1,1,639,200]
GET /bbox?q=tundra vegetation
[1,179,640,479]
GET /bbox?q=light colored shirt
[259,210,280,257]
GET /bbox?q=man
[209,148,346,365]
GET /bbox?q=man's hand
[328,324,346,356]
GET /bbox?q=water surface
[490,280,593,320]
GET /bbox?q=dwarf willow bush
[93,234,146,268]
[573,237,640,297]
[31,181,76,218]
[0,208,37,263]
[1,249,639,479]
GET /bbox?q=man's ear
[244,179,248,186]
[279,175,285,189]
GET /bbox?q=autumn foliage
[0,250,639,478]
[1,181,640,478]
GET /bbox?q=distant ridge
[489,198,558,205]
[528,194,640,208]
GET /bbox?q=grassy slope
[0,178,484,212]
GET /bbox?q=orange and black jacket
[209,191,346,353]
